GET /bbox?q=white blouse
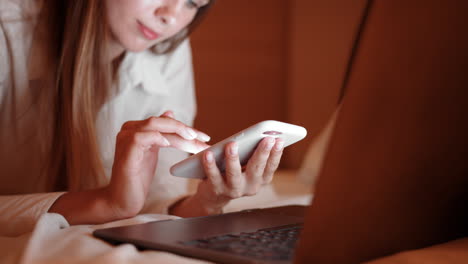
[0,0,196,236]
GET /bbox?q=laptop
[94,205,307,264]
[93,0,468,263]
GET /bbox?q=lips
[137,21,160,40]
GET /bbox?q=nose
[154,1,181,26]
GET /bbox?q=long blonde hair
[33,0,214,192]
[33,0,111,191]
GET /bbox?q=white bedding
[3,170,466,264]
[1,170,312,264]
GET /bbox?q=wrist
[48,187,129,225]
[100,186,141,220]
[191,192,228,215]
[90,187,124,222]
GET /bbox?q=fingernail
[186,128,198,140]
[229,144,238,156]
[205,151,214,163]
[162,137,170,146]
[197,132,211,142]
[274,140,284,151]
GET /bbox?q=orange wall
[286,0,368,167]
[190,0,366,168]
[190,0,291,164]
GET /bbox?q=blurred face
[105,0,209,53]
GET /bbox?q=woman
[0,0,284,232]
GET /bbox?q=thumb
[161,110,175,119]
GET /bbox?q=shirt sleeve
[0,192,66,237]
[0,5,69,238]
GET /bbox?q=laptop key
[180,224,303,261]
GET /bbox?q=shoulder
[0,0,41,87]
[0,0,42,68]
[0,0,42,22]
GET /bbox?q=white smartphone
[170,120,307,179]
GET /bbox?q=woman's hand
[50,111,210,225]
[105,111,210,218]
[171,136,284,217]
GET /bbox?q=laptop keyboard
[181,224,303,261]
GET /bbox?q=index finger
[163,133,210,154]
[121,116,205,141]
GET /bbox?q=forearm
[48,188,129,225]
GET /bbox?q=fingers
[196,138,285,211]
[117,130,170,149]
[202,145,245,200]
[263,138,284,184]
[224,142,243,197]
[192,129,211,142]
[122,116,199,140]
[202,151,224,190]
[114,130,169,170]
[161,110,175,118]
[164,134,210,154]
[244,137,276,187]
[159,111,211,142]
[119,111,210,154]
[160,111,211,142]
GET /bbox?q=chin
[125,45,149,53]
[122,38,152,53]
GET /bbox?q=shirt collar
[117,50,170,96]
